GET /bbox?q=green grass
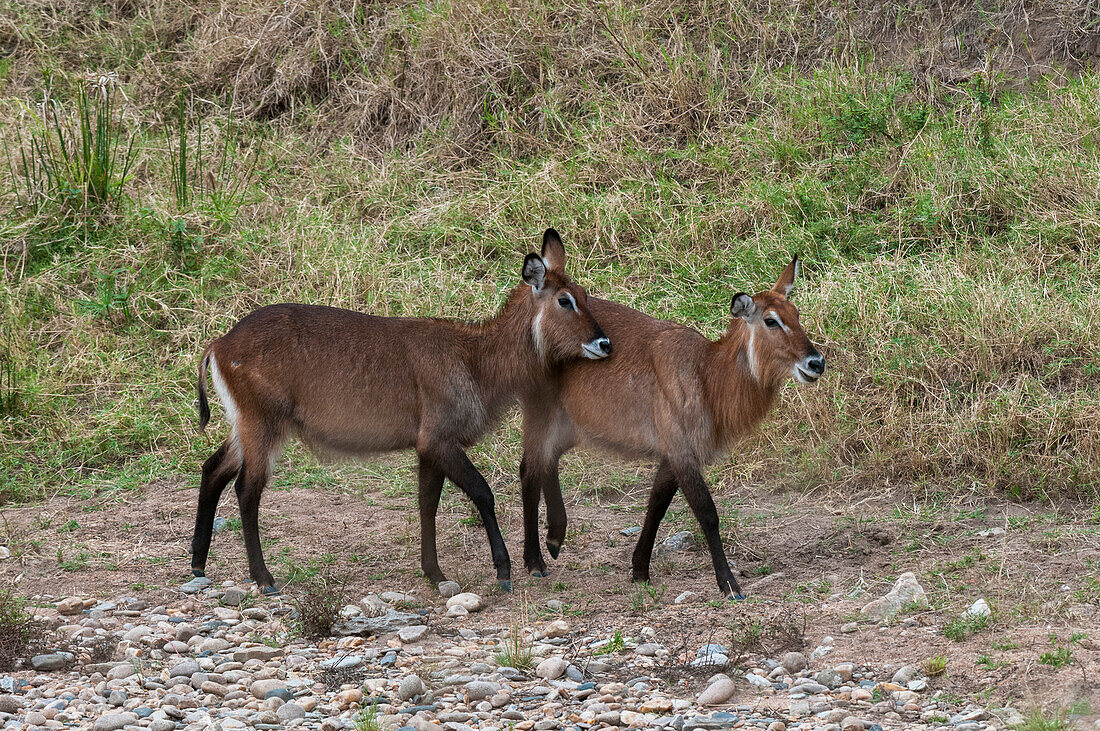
[1012,709,1068,731]
[943,612,991,642]
[1,1,1098,511]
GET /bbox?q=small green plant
[1038,647,1073,668]
[943,612,990,641]
[595,629,626,655]
[628,582,665,613]
[922,653,948,677]
[0,589,39,671]
[10,73,135,220]
[495,619,533,670]
[74,271,131,322]
[56,520,80,533]
[354,701,383,731]
[286,568,350,639]
[1011,708,1068,730]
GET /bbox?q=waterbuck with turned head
[191,229,611,595]
[518,255,824,599]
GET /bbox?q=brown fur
[519,258,824,598]
[191,230,610,593]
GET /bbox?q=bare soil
[1,463,1098,721]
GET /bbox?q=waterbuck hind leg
[423,443,513,592]
[417,457,450,588]
[672,463,745,601]
[233,455,278,595]
[191,439,241,578]
[541,463,567,560]
[519,456,548,578]
[630,460,677,585]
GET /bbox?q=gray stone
[659,530,696,554]
[179,577,212,594]
[169,661,200,678]
[465,680,499,700]
[398,674,426,701]
[697,677,736,705]
[277,702,306,721]
[437,581,462,598]
[94,713,137,731]
[213,517,229,533]
[398,625,429,642]
[319,655,364,670]
[781,652,808,673]
[331,609,423,636]
[30,653,74,671]
[683,712,740,730]
[221,587,248,607]
[963,598,991,618]
[890,666,919,685]
[859,572,926,622]
[0,696,21,714]
[788,700,811,717]
[621,526,642,536]
[232,645,283,662]
[691,653,728,668]
[635,643,663,656]
[150,721,177,731]
[815,669,842,689]
[536,657,568,680]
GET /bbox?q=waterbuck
[192,229,611,595]
[518,256,824,599]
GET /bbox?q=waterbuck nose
[596,337,612,356]
[806,353,825,375]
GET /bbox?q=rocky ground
[2,481,1099,731]
[0,572,1043,731]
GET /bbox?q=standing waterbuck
[192,229,611,594]
[519,256,824,599]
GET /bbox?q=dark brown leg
[417,456,448,586]
[630,460,677,584]
[519,455,549,577]
[190,439,241,577]
[420,442,512,592]
[541,460,567,560]
[670,462,744,600]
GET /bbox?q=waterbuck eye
[764,317,780,329]
[557,296,574,310]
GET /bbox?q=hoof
[726,592,747,601]
[546,540,561,560]
[259,585,281,596]
[191,569,205,578]
[498,579,514,593]
[528,568,548,578]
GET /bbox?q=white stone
[859,572,926,622]
[399,625,429,642]
[963,598,991,618]
[536,657,568,680]
[446,593,484,612]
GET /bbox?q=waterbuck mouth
[582,342,611,359]
[795,366,820,383]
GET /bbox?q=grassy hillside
[1,0,1098,507]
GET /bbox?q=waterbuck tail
[197,349,212,431]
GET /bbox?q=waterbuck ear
[772,255,800,297]
[541,228,566,272]
[730,292,756,320]
[522,253,548,293]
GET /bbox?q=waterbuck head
[522,228,611,363]
[729,256,825,386]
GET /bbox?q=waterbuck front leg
[671,461,744,600]
[519,455,549,577]
[417,457,449,588]
[419,442,513,592]
[630,459,677,585]
[190,439,241,578]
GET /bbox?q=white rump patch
[209,355,240,429]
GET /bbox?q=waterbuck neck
[702,320,780,450]
[457,285,543,412]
